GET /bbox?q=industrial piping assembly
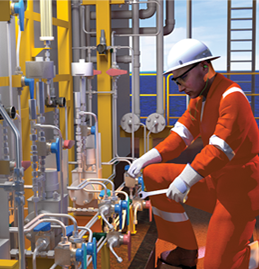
[0,0,175,268]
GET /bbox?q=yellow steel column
[95,0,112,177]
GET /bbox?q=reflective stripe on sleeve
[152,206,189,222]
[222,87,249,101]
[171,122,194,146]
[209,134,235,161]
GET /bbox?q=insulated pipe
[156,0,164,116]
[0,103,25,269]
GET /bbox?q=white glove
[166,164,203,203]
[128,148,162,178]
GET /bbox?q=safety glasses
[171,62,199,86]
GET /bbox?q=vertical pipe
[156,0,164,116]
[7,21,16,161]
[0,104,25,269]
[112,78,118,157]
[132,1,140,158]
[186,0,192,39]
[132,2,140,118]
[72,0,81,92]
[186,0,192,107]
[80,6,86,60]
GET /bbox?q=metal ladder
[227,0,257,111]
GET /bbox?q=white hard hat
[164,38,220,75]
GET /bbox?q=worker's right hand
[128,148,162,178]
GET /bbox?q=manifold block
[26,58,55,79]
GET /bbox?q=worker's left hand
[166,176,190,203]
[166,164,203,203]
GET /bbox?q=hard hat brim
[163,55,220,75]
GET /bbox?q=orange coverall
[143,73,259,268]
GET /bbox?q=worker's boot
[158,246,198,268]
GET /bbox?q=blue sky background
[133,0,259,72]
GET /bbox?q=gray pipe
[80,6,86,60]
[0,103,25,269]
[164,0,175,36]
[132,2,140,119]
[72,0,81,92]
[187,0,192,38]
[186,0,192,106]
[156,0,164,115]
[88,0,175,37]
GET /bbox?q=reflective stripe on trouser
[143,159,259,268]
[143,163,198,250]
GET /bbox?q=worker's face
[172,62,207,99]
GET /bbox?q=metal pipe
[0,103,25,269]
[186,0,192,38]
[186,0,192,107]
[78,226,93,242]
[72,0,81,95]
[24,213,78,238]
[49,263,58,269]
[78,111,100,170]
[80,5,86,59]
[68,180,107,198]
[79,213,99,237]
[164,0,175,36]
[33,124,65,215]
[24,218,67,243]
[156,0,164,116]
[33,239,48,269]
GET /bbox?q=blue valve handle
[121,200,130,226]
[24,77,34,99]
[115,203,123,230]
[99,189,111,198]
[76,243,87,269]
[87,237,97,269]
[14,0,25,31]
[124,165,129,171]
[138,176,145,191]
[51,138,60,171]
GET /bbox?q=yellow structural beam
[0,260,19,269]
[95,0,112,177]
[0,0,11,22]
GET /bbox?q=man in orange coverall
[128,38,259,269]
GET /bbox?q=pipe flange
[146,113,165,133]
[120,113,140,133]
